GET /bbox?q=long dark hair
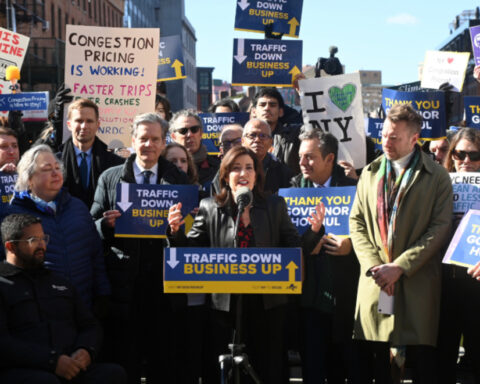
[444,128,480,172]
[214,146,264,207]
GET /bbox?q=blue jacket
[4,188,110,307]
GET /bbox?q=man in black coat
[60,98,124,208]
[0,213,126,384]
[290,127,359,384]
[90,113,189,384]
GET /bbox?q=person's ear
[5,241,15,253]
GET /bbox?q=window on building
[88,0,92,18]
[65,13,68,28]
[103,3,106,25]
[50,4,55,37]
[199,71,210,92]
[72,18,74,25]
[58,8,62,39]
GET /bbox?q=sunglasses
[452,149,480,162]
[174,125,201,135]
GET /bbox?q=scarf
[376,147,420,262]
[192,144,208,164]
[15,190,57,215]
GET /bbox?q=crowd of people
[0,67,479,384]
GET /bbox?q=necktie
[142,170,153,184]
[79,152,89,190]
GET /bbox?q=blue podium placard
[114,184,198,238]
[234,0,303,38]
[464,96,480,129]
[382,88,446,140]
[232,38,302,87]
[199,112,250,155]
[366,118,383,151]
[278,186,356,236]
[164,247,302,293]
[157,35,186,82]
[0,92,48,111]
[443,209,480,268]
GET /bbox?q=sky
[184,0,478,86]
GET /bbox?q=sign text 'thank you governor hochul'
[164,247,302,294]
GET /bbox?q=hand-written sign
[470,25,480,66]
[114,184,198,238]
[382,88,446,140]
[234,0,303,38]
[443,210,480,268]
[199,112,250,155]
[164,247,302,294]
[0,92,48,111]
[157,35,186,82]
[450,173,480,214]
[464,96,480,129]
[299,73,366,167]
[232,38,302,87]
[421,50,470,92]
[64,25,159,148]
[365,118,383,152]
[278,186,356,236]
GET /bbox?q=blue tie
[79,152,89,190]
[142,170,153,184]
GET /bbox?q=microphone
[234,186,253,213]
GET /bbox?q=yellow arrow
[285,261,298,282]
[289,65,301,84]
[171,59,184,78]
[287,17,299,37]
[184,213,194,234]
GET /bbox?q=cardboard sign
[299,73,366,167]
[232,38,302,87]
[164,247,302,293]
[234,0,303,38]
[464,96,480,129]
[157,35,186,82]
[443,209,480,268]
[382,88,446,140]
[278,186,356,236]
[199,112,250,155]
[421,50,470,92]
[114,184,198,238]
[469,25,480,66]
[0,92,48,111]
[450,173,480,214]
[0,171,16,206]
[64,25,159,148]
[365,118,383,151]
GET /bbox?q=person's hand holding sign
[103,210,121,228]
[468,261,480,280]
[474,65,480,84]
[168,202,185,234]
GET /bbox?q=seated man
[0,213,126,384]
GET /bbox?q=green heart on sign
[328,84,357,112]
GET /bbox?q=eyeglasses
[220,137,242,150]
[244,133,271,141]
[9,235,50,247]
[452,149,480,162]
[174,125,201,135]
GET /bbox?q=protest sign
[464,96,480,129]
[299,73,366,167]
[382,88,446,140]
[365,118,383,152]
[114,184,198,238]
[199,112,250,155]
[164,247,302,294]
[234,0,303,38]
[0,171,16,207]
[443,209,480,268]
[0,92,48,111]
[278,186,356,236]
[157,35,186,82]
[232,38,302,87]
[64,25,159,148]
[469,25,480,66]
[450,173,480,214]
[421,50,470,92]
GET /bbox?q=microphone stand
[219,202,262,384]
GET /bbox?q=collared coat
[349,151,452,346]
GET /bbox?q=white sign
[299,72,366,167]
[64,25,160,148]
[450,172,480,214]
[421,50,470,92]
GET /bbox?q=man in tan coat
[350,104,452,383]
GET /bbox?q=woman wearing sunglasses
[437,127,480,383]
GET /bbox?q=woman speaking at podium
[168,145,325,383]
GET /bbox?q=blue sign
[164,247,302,293]
[157,35,186,82]
[114,184,198,238]
[464,96,480,129]
[234,0,303,38]
[382,88,446,140]
[443,209,480,268]
[0,171,16,208]
[0,92,48,111]
[232,38,302,87]
[278,186,356,236]
[366,118,383,151]
[199,112,250,155]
